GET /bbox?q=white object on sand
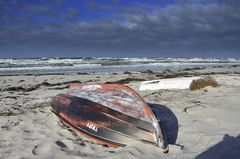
[139,77,201,91]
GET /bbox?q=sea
[0,57,239,75]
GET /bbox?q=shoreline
[1,64,240,76]
[1,66,240,158]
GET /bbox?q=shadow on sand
[195,134,240,159]
[148,103,179,145]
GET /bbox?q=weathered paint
[69,84,152,121]
[53,95,71,106]
[54,111,122,148]
[51,84,166,149]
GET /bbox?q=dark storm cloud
[0,0,240,57]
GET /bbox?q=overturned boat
[51,84,168,151]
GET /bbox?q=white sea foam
[0,57,239,75]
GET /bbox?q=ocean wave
[0,57,240,75]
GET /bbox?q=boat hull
[51,84,167,149]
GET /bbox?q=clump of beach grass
[189,76,220,90]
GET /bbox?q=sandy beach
[1,66,240,159]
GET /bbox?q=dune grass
[190,76,220,90]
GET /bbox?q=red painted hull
[51,84,168,149]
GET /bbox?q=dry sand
[1,66,240,159]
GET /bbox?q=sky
[0,0,240,58]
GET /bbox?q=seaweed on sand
[190,76,220,90]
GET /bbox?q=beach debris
[0,112,18,116]
[174,143,185,150]
[140,70,154,74]
[189,76,220,90]
[51,84,169,151]
[183,100,205,113]
[1,80,82,92]
[105,77,145,84]
[139,77,200,91]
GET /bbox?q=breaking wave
[0,57,239,75]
